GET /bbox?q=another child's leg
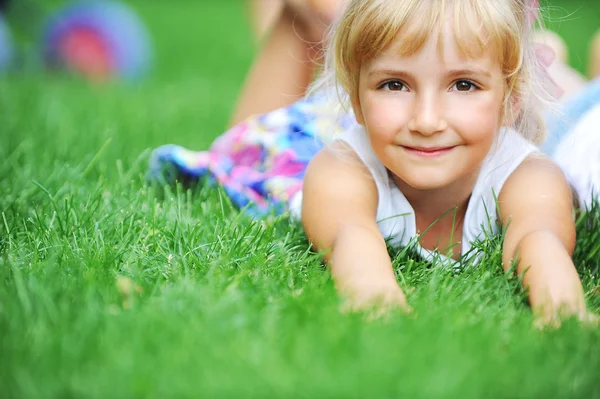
[590,29,600,79]
[230,4,320,127]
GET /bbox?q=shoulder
[301,141,380,251]
[498,154,575,249]
[499,154,573,205]
[303,141,378,208]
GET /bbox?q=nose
[407,92,447,136]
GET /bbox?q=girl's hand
[340,280,411,314]
[534,308,599,330]
[529,283,597,329]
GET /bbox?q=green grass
[543,0,600,74]
[1,1,600,398]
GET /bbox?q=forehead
[367,16,500,71]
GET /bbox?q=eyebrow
[367,68,412,79]
[367,68,492,79]
[445,68,492,79]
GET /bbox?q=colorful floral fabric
[148,91,354,215]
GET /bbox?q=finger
[533,313,561,330]
[579,312,599,328]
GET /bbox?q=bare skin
[247,0,284,40]
[230,5,317,126]
[248,0,340,42]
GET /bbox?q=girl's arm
[499,156,590,324]
[301,143,408,310]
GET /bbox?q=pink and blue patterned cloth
[148,92,353,215]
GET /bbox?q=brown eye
[454,80,475,92]
[383,81,406,91]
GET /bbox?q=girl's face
[354,20,508,191]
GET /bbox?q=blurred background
[0,0,598,157]
[2,1,597,72]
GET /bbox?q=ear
[351,94,365,125]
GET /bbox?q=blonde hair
[315,0,555,145]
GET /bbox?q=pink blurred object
[43,1,152,82]
[535,42,565,99]
[57,26,114,81]
[528,0,539,26]
[527,0,564,99]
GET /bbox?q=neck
[392,169,480,222]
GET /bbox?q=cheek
[362,95,410,139]
[449,96,503,142]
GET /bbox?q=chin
[404,180,449,191]
[397,171,455,191]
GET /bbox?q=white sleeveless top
[290,125,539,264]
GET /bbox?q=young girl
[150,0,598,324]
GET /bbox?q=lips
[400,145,456,158]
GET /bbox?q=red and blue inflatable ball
[0,14,12,71]
[42,1,152,81]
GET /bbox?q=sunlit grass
[1,1,599,397]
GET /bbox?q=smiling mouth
[400,145,456,158]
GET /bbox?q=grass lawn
[1,1,600,398]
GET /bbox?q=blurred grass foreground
[1,1,600,398]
